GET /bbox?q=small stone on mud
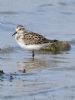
[19,69,26,73]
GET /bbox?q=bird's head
[12,25,25,36]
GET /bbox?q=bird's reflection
[17,58,50,72]
[17,59,49,72]
[17,56,60,73]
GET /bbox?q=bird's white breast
[17,41,45,50]
[16,40,50,50]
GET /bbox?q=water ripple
[57,2,67,6]
[0,47,15,54]
[39,3,54,8]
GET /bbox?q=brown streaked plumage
[18,31,56,45]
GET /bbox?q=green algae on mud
[40,41,71,53]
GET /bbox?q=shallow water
[0,0,75,100]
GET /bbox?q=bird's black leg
[32,50,35,60]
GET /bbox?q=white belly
[17,41,49,50]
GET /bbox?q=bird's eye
[19,28,21,30]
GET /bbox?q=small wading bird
[12,25,57,59]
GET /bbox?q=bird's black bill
[12,32,17,36]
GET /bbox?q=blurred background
[0,0,75,100]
